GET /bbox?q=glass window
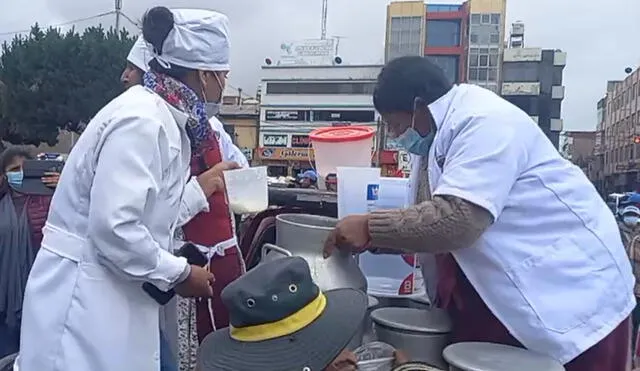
[388,16,423,61]
[469,67,479,80]
[470,14,481,24]
[490,33,500,44]
[479,55,489,67]
[502,62,540,82]
[266,82,376,95]
[491,13,501,25]
[470,33,478,43]
[478,67,488,80]
[488,67,498,80]
[426,20,461,47]
[469,52,479,67]
[489,54,498,66]
[428,55,459,83]
[479,48,489,54]
[481,14,491,24]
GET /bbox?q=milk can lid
[442,342,565,371]
[370,307,452,334]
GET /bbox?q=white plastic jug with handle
[223,166,268,214]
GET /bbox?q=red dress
[436,254,630,370]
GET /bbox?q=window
[426,20,461,47]
[490,33,500,44]
[488,67,498,80]
[478,68,488,80]
[470,14,481,24]
[388,16,423,61]
[312,110,376,122]
[552,66,564,85]
[266,82,376,95]
[489,53,498,67]
[502,62,540,82]
[481,14,491,24]
[479,55,489,67]
[428,55,459,83]
[469,50,479,66]
[470,33,478,43]
[490,13,501,25]
[469,67,479,80]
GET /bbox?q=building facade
[384,0,506,88]
[600,68,640,193]
[218,104,260,164]
[563,131,596,177]
[257,64,401,177]
[501,47,566,148]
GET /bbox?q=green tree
[0,24,135,145]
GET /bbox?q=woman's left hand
[323,214,371,258]
[41,172,60,188]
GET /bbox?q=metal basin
[443,342,565,371]
[372,307,452,369]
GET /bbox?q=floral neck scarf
[142,71,218,168]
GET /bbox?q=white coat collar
[140,86,189,129]
[428,84,460,130]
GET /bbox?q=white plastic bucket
[223,166,268,214]
[310,126,376,189]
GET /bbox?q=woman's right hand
[175,265,215,298]
[196,161,240,197]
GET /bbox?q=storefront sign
[279,39,336,66]
[258,147,315,161]
[265,110,308,121]
[262,134,288,147]
[291,135,311,148]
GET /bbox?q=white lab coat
[17,85,193,371]
[414,84,634,364]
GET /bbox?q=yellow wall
[469,0,506,13]
[222,117,258,149]
[385,1,426,61]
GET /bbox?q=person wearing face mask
[323,56,633,370]
[15,7,247,371]
[121,15,249,371]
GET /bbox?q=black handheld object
[142,243,208,305]
[23,160,64,178]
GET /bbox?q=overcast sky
[1,0,638,132]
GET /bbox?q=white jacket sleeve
[88,114,188,292]
[209,117,249,167]
[175,177,209,228]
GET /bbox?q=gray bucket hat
[197,256,367,371]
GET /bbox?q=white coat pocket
[505,233,622,334]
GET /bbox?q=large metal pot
[261,214,367,292]
[371,307,452,369]
[443,342,565,371]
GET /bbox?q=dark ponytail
[141,6,190,78]
[142,6,174,55]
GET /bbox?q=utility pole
[320,0,328,39]
[115,0,122,32]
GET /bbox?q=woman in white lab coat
[17,7,235,371]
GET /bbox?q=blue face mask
[624,215,640,227]
[6,170,24,187]
[396,126,436,156]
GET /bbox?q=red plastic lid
[309,126,376,143]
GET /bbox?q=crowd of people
[0,4,639,371]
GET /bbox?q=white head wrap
[153,8,230,72]
[127,35,152,72]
